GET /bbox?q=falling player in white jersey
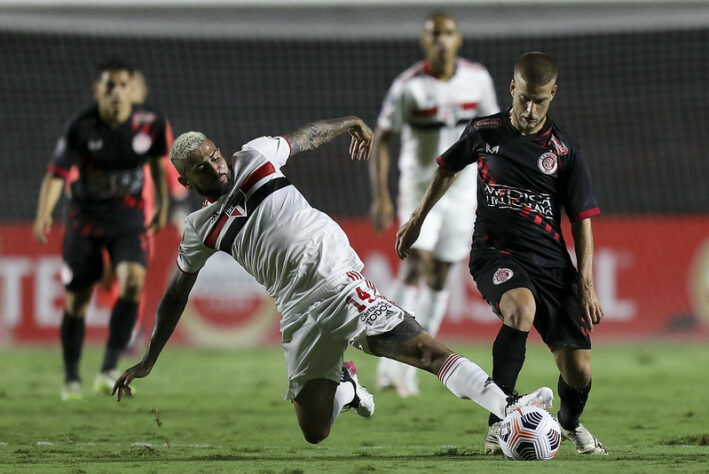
[112,115,552,445]
[370,13,500,396]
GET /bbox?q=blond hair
[170,131,207,175]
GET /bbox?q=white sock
[377,282,419,383]
[330,380,355,425]
[438,354,508,419]
[415,287,449,337]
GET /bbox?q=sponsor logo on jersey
[485,143,500,154]
[549,134,568,156]
[537,152,558,175]
[132,112,157,124]
[132,132,152,154]
[474,118,502,128]
[87,138,103,151]
[483,183,554,217]
[493,268,514,285]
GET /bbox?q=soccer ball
[499,406,561,461]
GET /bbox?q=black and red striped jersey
[437,109,600,267]
[48,103,168,236]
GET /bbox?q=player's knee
[563,364,592,389]
[301,425,331,444]
[119,276,145,300]
[505,305,534,330]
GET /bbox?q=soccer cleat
[341,361,375,417]
[559,421,608,455]
[483,421,502,455]
[93,369,121,395]
[504,386,554,416]
[60,381,83,401]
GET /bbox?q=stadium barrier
[2,216,708,346]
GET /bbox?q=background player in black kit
[395,52,607,455]
[33,60,169,400]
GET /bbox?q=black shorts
[61,228,148,291]
[470,250,591,350]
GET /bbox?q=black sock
[557,375,591,430]
[60,312,85,383]
[488,324,528,425]
[101,298,138,373]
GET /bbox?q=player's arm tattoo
[366,313,425,358]
[284,116,359,156]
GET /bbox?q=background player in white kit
[370,13,500,396]
[112,115,552,445]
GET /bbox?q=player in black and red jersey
[395,52,607,455]
[33,60,169,400]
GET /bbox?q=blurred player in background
[74,69,187,353]
[396,52,606,455]
[370,13,499,397]
[33,60,169,400]
[113,116,553,445]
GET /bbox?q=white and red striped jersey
[177,136,363,315]
[377,59,499,200]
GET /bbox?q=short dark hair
[95,59,133,80]
[514,52,557,86]
[425,12,457,27]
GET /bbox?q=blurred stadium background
[1,0,708,348]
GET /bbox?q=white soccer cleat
[483,421,503,455]
[341,361,375,417]
[60,381,83,401]
[560,422,608,455]
[504,386,554,416]
[483,421,502,454]
[93,369,121,395]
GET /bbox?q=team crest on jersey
[474,118,502,128]
[537,152,558,175]
[132,132,152,154]
[493,268,514,285]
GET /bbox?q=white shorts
[398,192,475,263]
[281,271,405,400]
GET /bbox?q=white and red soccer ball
[499,406,561,461]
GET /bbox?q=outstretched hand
[348,119,373,161]
[395,218,422,259]
[112,361,153,402]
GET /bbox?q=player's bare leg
[293,368,374,445]
[95,262,146,394]
[367,315,552,419]
[553,346,606,454]
[60,286,92,400]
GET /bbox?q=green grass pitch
[1,342,707,473]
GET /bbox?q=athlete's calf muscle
[367,314,452,373]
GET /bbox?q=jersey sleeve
[48,120,78,179]
[436,128,478,172]
[560,149,601,222]
[376,79,406,133]
[477,69,500,116]
[176,217,216,274]
[240,136,292,170]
